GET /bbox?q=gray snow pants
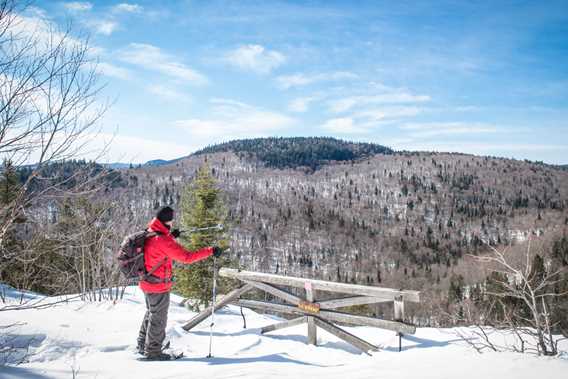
[137,291,170,354]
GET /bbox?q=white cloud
[353,106,423,121]
[11,11,84,49]
[321,117,370,134]
[276,71,358,89]
[97,62,132,80]
[87,133,190,163]
[225,45,286,74]
[288,96,320,113]
[26,6,49,19]
[63,2,142,36]
[328,92,431,113]
[320,105,424,135]
[89,20,118,35]
[146,84,192,103]
[112,3,143,13]
[174,99,295,141]
[119,43,207,84]
[63,2,93,12]
[400,122,499,138]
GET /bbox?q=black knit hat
[156,206,174,223]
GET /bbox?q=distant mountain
[192,137,393,171]
[145,157,186,167]
[145,159,170,166]
[17,160,128,192]
[102,158,185,169]
[103,162,133,170]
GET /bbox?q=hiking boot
[137,346,145,355]
[136,341,145,355]
[144,352,172,361]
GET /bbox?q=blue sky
[29,1,568,164]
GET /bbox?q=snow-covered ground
[1,285,567,379]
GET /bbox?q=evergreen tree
[0,159,20,206]
[448,274,465,304]
[173,165,234,310]
[0,159,26,287]
[529,254,546,288]
[552,236,568,266]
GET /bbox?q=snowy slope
[1,285,567,379]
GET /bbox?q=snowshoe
[137,351,184,361]
[136,341,170,356]
[139,352,172,361]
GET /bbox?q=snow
[1,285,567,379]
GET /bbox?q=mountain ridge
[104,137,567,172]
[191,136,393,171]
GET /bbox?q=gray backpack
[117,231,162,282]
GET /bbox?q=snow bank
[0,285,566,379]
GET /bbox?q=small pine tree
[448,274,464,304]
[0,159,20,206]
[173,165,234,310]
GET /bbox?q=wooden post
[394,295,404,321]
[394,295,404,352]
[305,282,317,346]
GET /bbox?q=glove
[212,246,222,258]
[171,228,181,238]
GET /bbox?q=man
[137,206,222,360]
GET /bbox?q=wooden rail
[219,268,420,302]
[182,268,420,354]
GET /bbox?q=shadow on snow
[383,334,464,352]
[179,353,340,367]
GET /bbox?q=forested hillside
[5,138,568,327]
[193,137,393,171]
[106,140,567,323]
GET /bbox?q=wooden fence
[183,268,420,354]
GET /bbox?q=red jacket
[139,218,213,293]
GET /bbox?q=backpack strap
[145,257,167,278]
[146,231,161,238]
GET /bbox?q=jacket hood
[148,217,171,235]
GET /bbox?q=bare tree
[0,0,112,361]
[467,242,568,356]
[0,0,107,248]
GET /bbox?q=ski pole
[180,224,224,235]
[207,256,217,358]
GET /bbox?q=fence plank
[318,296,391,309]
[219,268,420,302]
[182,284,254,331]
[314,317,378,355]
[236,299,416,334]
[261,317,306,334]
[244,280,302,305]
